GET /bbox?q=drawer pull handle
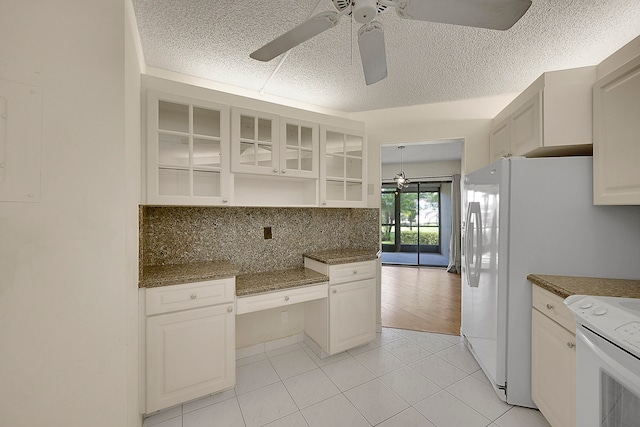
[227,306,233,313]
[546,303,554,310]
[332,289,337,294]
[567,342,575,349]
[191,294,197,300]
[285,296,290,301]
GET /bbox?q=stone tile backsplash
[140,206,379,274]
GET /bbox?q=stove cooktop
[565,295,640,360]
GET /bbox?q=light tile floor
[143,328,552,427]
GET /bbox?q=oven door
[576,324,640,427]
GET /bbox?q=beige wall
[0,1,139,426]
[382,159,462,181]
[349,93,518,209]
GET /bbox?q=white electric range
[565,295,640,427]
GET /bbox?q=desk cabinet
[303,259,376,356]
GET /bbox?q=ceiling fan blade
[250,11,340,61]
[396,0,532,31]
[358,21,387,85]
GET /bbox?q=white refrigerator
[461,156,640,408]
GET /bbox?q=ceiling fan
[250,0,532,85]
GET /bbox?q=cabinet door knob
[285,296,290,301]
[190,294,197,300]
[222,198,228,203]
[227,306,233,313]
[281,169,286,174]
[273,169,278,173]
[352,270,358,275]
[322,201,327,206]
[332,289,337,294]
[546,303,554,310]
[567,342,575,349]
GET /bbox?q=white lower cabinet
[531,286,576,427]
[328,278,376,354]
[143,279,235,414]
[303,259,376,356]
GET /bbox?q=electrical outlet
[281,310,288,323]
[264,226,272,239]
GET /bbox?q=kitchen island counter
[528,274,640,299]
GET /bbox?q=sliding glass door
[381,182,447,266]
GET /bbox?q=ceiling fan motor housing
[353,0,379,24]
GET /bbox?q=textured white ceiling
[132,0,640,112]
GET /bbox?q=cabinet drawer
[146,278,235,316]
[236,282,328,315]
[532,285,576,332]
[328,260,375,285]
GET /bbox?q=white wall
[381,159,461,181]
[349,93,517,209]
[0,1,138,426]
[125,1,144,425]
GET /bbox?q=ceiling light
[394,146,410,189]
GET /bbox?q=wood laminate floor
[381,265,462,335]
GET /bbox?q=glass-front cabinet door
[231,108,279,175]
[146,91,230,205]
[280,118,319,179]
[320,125,366,207]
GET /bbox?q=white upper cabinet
[489,66,596,163]
[593,53,640,205]
[231,109,319,179]
[280,117,319,179]
[320,126,367,207]
[231,108,280,176]
[146,91,230,205]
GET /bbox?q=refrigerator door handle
[466,202,482,288]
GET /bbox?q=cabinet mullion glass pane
[301,126,312,148]
[286,147,300,170]
[193,107,221,137]
[158,133,189,166]
[194,138,221,168]
[159,101,189,133]
[240,115,255,140]
[240,142,257,166]
[258,118,272,142]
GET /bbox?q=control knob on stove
[592,306,608,316]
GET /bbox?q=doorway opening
[380,140,463,335]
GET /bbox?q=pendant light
[394,145,410,189]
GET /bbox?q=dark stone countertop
[304,249,379,265]
[140,260,239,288]
[528,274,640,299]
[236,268,328,297]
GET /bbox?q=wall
[381,159,461,181]
[141,206,379,347]
[0,1,138,426]
[125,2,144,425]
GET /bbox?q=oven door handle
[577,328,640,394]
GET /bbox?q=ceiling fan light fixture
[358,21,388,85]
[393,146,410,189]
